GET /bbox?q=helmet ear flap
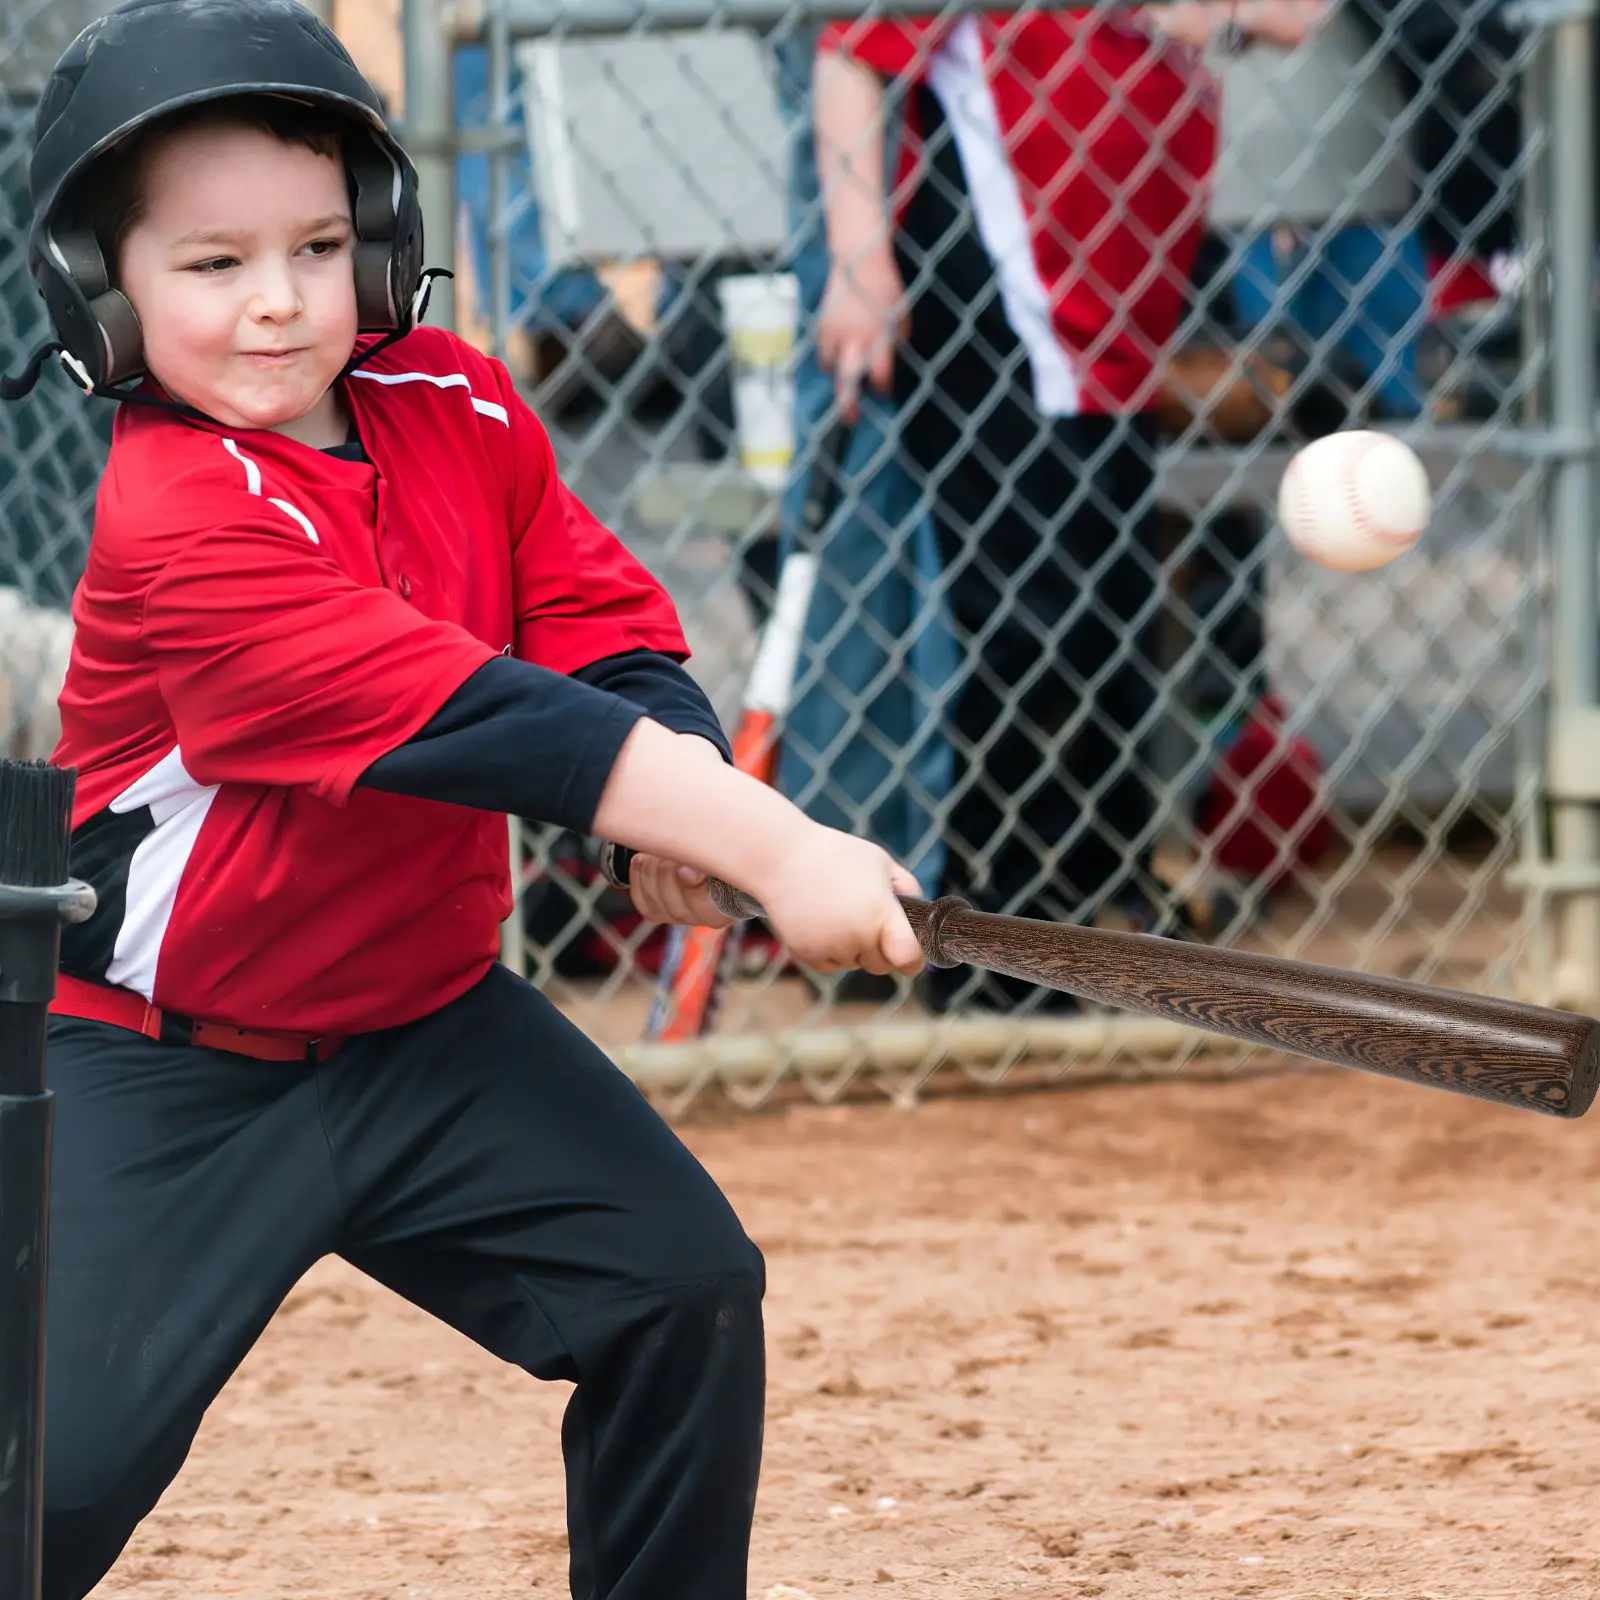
[352,238,398,327]
[26,110,424,388]
[346,131,422,333]
[35,228,144,390]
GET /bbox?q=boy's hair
[75,95,350,267]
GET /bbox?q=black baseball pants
[40,963,766,1600]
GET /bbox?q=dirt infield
[99,1063,1600,1600]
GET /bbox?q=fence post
[402,0,459,330]
[483,0,530,980]
[0,761,94,1600]
[1543,0,1600,1008]
[486,0,515,357]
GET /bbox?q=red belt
[51,973,344,1063]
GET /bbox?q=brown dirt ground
[98,1058,1600,1600]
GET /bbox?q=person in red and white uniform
[3,3,929,1595]
[813,11,1218,1010]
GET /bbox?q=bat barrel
[928,903,1600,1120]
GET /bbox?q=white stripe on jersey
[926,17,1081,417]
[104,747,219,1002]
[269,498,320,544]
[221,438,322,544]
[348,368,511,426]
[221,436,261,494]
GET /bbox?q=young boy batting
[4,2,924,1594]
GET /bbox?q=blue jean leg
[1316,225,1426,418]
[1227,230,1287,333]
[452,46,606,334]
[1228,225,1424,418]
[776,350,957,896]
[773,31,956,893]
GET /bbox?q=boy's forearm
[592,717,810,896]
[360,659,813,891]
[815,52,893,266]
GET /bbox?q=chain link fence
[423,0,1599,1110]
[418,0,1594,1105]
[0,0,117,759]
[3,0,1596,1113]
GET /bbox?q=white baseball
[1276,430,1432,572]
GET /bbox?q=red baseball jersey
[54,326,688,1036]
[819,12,1218,415]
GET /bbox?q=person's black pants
[41,963,766,1599]
[892,89,1164,1003]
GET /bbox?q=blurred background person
[774,24,958,937]
[808,8,1218,1013]
[1153,0,1426,425]
[451,43,614,385]
[1,0,119,761]
[1143,0,1420,910]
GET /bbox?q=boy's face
[118,121,359,445]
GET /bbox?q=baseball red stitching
[1341,434,1423,548]
[1288,456,1320,558]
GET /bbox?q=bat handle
[706,876,766,922]
[597,852,769,924]
[603,853,961,967]
[706,876,966,969]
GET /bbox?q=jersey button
[398,574,413,599]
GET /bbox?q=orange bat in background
[644,423,850,1042]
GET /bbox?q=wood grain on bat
[705,881,1600,1118]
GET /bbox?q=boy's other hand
[628,854,738,929]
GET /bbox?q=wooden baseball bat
[703,880,1600,1119]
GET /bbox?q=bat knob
[597,841,632,890]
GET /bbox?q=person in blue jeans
[452,44,607,345]
[1146,0,1428,422]
[1229,222,1427,420]
[771,27,957,910]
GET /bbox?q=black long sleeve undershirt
[357,649,732,832]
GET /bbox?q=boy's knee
[710,1229,765,1298]
[647,1227,766,1320]
[603,1225,766,1359]
[640,1157,766,1297]
[632,1263,767,1384]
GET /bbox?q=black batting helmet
[24,0,424,393]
